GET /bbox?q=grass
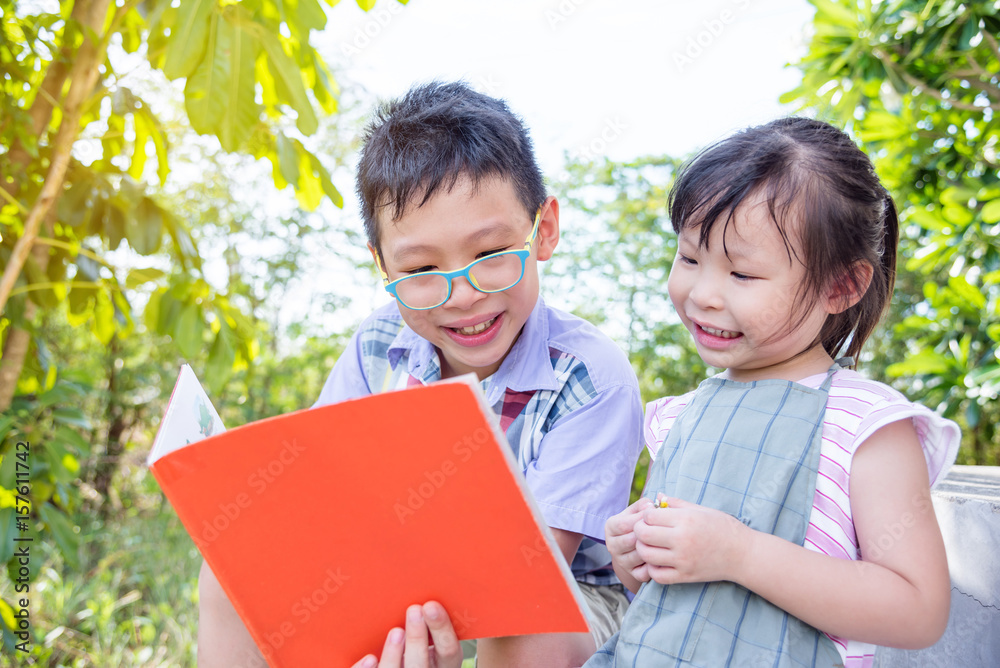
[1,470,201,667]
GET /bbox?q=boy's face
[371,175,559,380]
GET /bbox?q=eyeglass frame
[373,207,543,311]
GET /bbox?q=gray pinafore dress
[586,364,847,668]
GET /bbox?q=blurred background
[1,0,998,663]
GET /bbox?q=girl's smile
[668,195,841,383]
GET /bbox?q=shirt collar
[385,297,560,395]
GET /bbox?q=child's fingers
[351,655,378,668]
[606,526,638,555]
[422,602,462,667]
[606,503,648,537]
[374,627,404,668]
[403,605,430,666]
[631,562,651,583]
[634,538,674,568]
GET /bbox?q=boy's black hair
[356,81,547,252]
[668,117,899,362]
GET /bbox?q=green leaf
[51,406,92,430]
[185,7,262,152]
[92,290,115,345]
[982,199,1000,224]
[957,15,981,51]
[886,351,952,377]
[276,133,300,187]
[104,203,126,251]
[163,0,216,79]
[295,0,327,32]
[22,255,60,308]
[247,22,318,135]
[126,267,167,289]
[128,197,164,255]
[37,504,80,570]
[174,302,205,359]
[206,325,236,387]
[948,275,986,310]
[129,106,149,180]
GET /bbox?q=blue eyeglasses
[374,209,542,310]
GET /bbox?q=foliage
[0,0,393,653]
[0,467,201,665]
[784,0,1000,463]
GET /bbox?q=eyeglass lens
[395,253,525,308]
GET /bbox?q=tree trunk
[91,338,126,511]
[0,0,112,412]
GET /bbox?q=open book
[148,365,590,667]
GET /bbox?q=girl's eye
[732,272,755,281]
[678,254,697,265]
[405,265,435,275]
[478,248,509,259]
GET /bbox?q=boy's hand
[351,602,463,668]
[605,497,654,587]
[633,496,752,585]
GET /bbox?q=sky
[315,0,817,173]
[284,0,819,328]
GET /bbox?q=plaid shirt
[314,298,643,585]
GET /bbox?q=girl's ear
[535,196,560,262]
[826,261,874,314]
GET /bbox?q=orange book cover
[147,365,590,667]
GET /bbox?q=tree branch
[873,48,1000,112]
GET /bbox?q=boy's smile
[372,175,559,380]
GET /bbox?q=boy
[198,81,642,668]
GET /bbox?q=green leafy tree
[0,0,400,652]
[784,0,1000,463]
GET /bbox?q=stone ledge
[875,465,1000,668]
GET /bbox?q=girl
[590,118,960,667]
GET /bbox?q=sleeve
[311,326,373,408]
[853,398,961,488]
[523,381,643,543]
[644,394,692,461]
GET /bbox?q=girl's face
[667,195,840,382]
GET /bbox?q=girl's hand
[605,497,654,588]
[351,602,463,668]
[633,496,753,585]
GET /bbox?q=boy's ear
[825,261,874,314]
[367,243,389,282]
[535,196,560,262]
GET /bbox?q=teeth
[702,325,739,339]
[455,317,496,335]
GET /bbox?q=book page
[147,365,226,465]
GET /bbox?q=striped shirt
[315,298,644,585]
[644,368,960,667]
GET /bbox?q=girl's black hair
[356,81,547,252]
[668,117,898,362]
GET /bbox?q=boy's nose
[445,275,487,308]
